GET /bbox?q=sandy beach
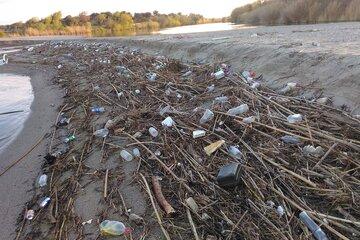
[0,22,359,239]
[0,61,61,239]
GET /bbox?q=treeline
[0,11,220,37]
[230,0,360,25]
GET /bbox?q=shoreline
[0,61,62,239]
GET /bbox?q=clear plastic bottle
[120,150,133,162]
[100,220,132,236]
[149,127,159,137]
[227,104,249,116]
[299,211,328,240]
[228,146,242,159]
[287,114,303,123]
[200,109,214,124]
[93,128,109,138]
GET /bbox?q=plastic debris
[250,82,260,89]
[182,70,192,77]
[279,82,297,94]
[57,115,70,126]
[105,119,115,129]
[120,150,133,162]
[132,148,140,157]
[200,109,214,124]
[214,96,228,104]
[64,135,76,143]
[100,220,132,236]
[227,104,249,116]
[38,174,47,187]
[228,146,242,159]
[216,163,241,187]
[281,135,301,144]
[287,114,303,123]
[161,116,175,127]
[299,211,328,240]
[25,209,35,220]
[149,127,159,137]
[204,140,225,156]
[207,84,215,92]
[243,116,256,124]
[57,64,62,69]
[146,72,157,81]
[276,205,285,217]
[316,97,329,104]
[192,130,206,139]
[91,106,105,114]
[0,54,8,65]
[303,145,324,157]
[93,128,109,138]
[82,219,93,225]
[186,197,199,213]
[213,69,225,80]
[39,197,51,208]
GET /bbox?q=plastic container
[149,127,159,137]
[299,211,328,240]
[192,130,206,139]
[91,107,105,114]
[161,116,175,127]
[93,128,109,138]
[38,174,47,187]
[100,220,132,236]
[120,150,133,162]
[287,114,303,123]
[200,109,214,124]
[227,104,249,116]
[216,163,241,187]
[214,70,225,80]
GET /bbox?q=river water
[0,74,33,152]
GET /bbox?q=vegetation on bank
[0,11,222,37]
[231,0,360,25]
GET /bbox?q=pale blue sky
[0,0,254,25]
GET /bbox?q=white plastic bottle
[120,150,133,162]
[227,104,249,116]
[149,127,159,137]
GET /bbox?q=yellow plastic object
[204,140,225,156]
[100,220,131,236]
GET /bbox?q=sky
[0,0,254,25]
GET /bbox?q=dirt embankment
[114,22,360,113]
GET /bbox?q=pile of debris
[17,41,360,239]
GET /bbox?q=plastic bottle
[149,127,159,137]
[91,107,105,114]
[100,220,132,236]
[120,150,133,162]
[243,116,255,124]
[39,197,51,208]
[228,146,242,159]
[93,128,109,138]
[132,148,140,157]
[64,135,76,143]
[200,109,214,124]
[227,104,249,116]
[281,135,301,144]
[38,174,47,187]
[213,70,225,80]
[299,211,328,240]
[287,114,303,123]
[214,96,228,104]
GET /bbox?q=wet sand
[0,62,62,239]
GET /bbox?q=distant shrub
[231,0,360,25]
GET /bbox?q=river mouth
[0,73,33,152]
